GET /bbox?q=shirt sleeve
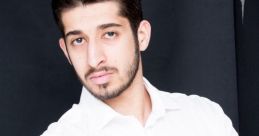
[41,104,86,136]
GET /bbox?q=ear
[137,20,151,51]
[59,38,72,64]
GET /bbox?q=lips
[89,71,113,85]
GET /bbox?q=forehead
[61,1,128,34]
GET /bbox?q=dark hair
[51,0,143,36]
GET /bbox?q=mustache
[85,66,118,78]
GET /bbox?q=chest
[90,113,217,136]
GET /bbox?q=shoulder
[158,90,223,113]
[41,104,89,136]
[158,90,238,136]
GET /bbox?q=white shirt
[41,78,238,136]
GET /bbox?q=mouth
[89,71,113,85]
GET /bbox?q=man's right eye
[72,38,85,46]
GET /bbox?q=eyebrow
[65,30,83,39]
[97,23,122,30]
[64,23,123,39]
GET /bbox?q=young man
[42,0,238,135]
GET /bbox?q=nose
[87,40,106,68]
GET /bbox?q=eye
[72,38,85,46]
[104,31,117,39]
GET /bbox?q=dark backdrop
[0,0,258,136]
[235,0,259,136]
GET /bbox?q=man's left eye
[104,32,117,39]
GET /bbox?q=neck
[104,65,152,126]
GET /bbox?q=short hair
[51,0,143,36]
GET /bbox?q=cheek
[110,38,132,51]
[106,40,136,69]
[69,51,89,75]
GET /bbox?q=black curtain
[0,0,258,135]
[235,0,259,136]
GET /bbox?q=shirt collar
[143,78,180,127]
[78,87,119,130]
[78,77,180,130]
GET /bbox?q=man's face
[59,2,140,100]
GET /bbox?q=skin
[59,1,152,125]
